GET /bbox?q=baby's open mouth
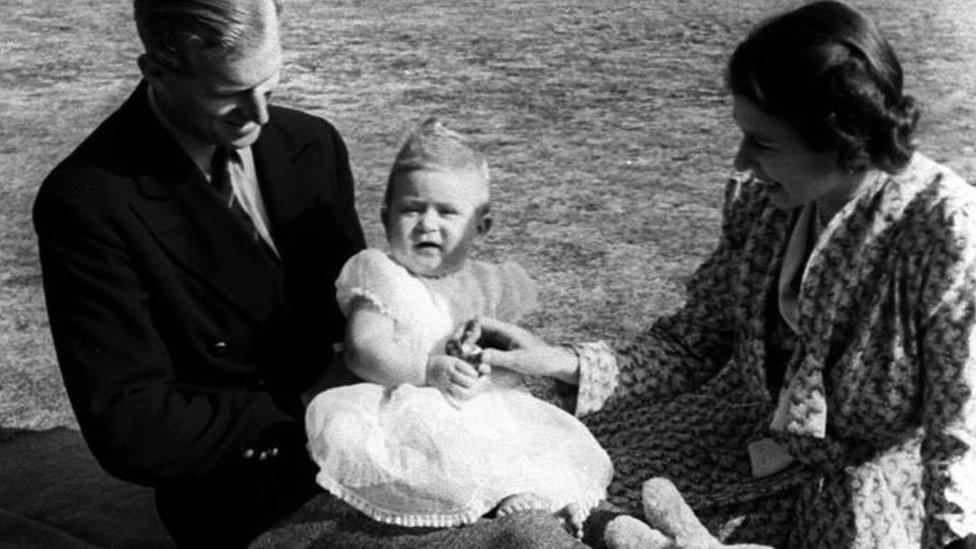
[416,242,441,250]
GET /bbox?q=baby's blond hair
[383,117,490,214]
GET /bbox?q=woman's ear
[839,145,872,175]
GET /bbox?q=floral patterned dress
[575,154,976,548]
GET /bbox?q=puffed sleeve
[915,189,976,548]
[466,260,539,323]
[576,174,764,416]
[493,262,538,322]
[335,249,406,318]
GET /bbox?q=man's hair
[726,0,918,173]
[134,0,283,75]
[383,117,491,214]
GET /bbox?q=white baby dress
[305,249,612,527]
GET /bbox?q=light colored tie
[210,147,276,255]
[211,147,248,212]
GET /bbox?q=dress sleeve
[335,249,405,318]
[915,192,976,548]
[494,262,538,322]
[576,174,763,416]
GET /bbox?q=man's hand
[426,354,490,406]
[476,317,580,385]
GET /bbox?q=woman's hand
[476,317,580,385]
[426,354,490,406]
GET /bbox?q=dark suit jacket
[33,82,365,542]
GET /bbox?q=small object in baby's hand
[446,319,485,370]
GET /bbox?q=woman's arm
[917,203,976,548]
[482,175,765,415]
[477,318,579,384]
[586,174,765,409]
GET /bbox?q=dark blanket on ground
[0,426,588,549]
[0,381,586,548]
[249,492,590,549]
[0,427,174,549]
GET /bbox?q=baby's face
[385,168,489,277]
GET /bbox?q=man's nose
[241,90,270,125]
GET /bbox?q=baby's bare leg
[553,502,590,539]
[495,496,592,540]
[494,492,553,516]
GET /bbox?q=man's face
[145,16,282,148]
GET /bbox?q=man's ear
[477,213,493,235]
[137,53,166,84]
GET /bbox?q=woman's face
[732,95,859,215]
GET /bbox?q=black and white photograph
[1,0,974,547]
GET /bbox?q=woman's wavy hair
[134,0,283,76]
[726,0,918,173]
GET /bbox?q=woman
[480,2,975,548]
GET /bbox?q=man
[35,0,595,546]
[33,0,365,545]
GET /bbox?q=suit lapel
[251,115,323,245]
[124,85,284,323]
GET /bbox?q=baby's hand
[426,354,489,406]
[445,319,485,365]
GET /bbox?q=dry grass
[1,0,974,430]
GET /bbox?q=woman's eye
[747,135,772,150]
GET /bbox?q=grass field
[1,0,975,430]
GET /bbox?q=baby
[305,117,612,533]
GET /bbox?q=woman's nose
[733,138,752,171]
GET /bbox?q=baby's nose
[417,209,439,230]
